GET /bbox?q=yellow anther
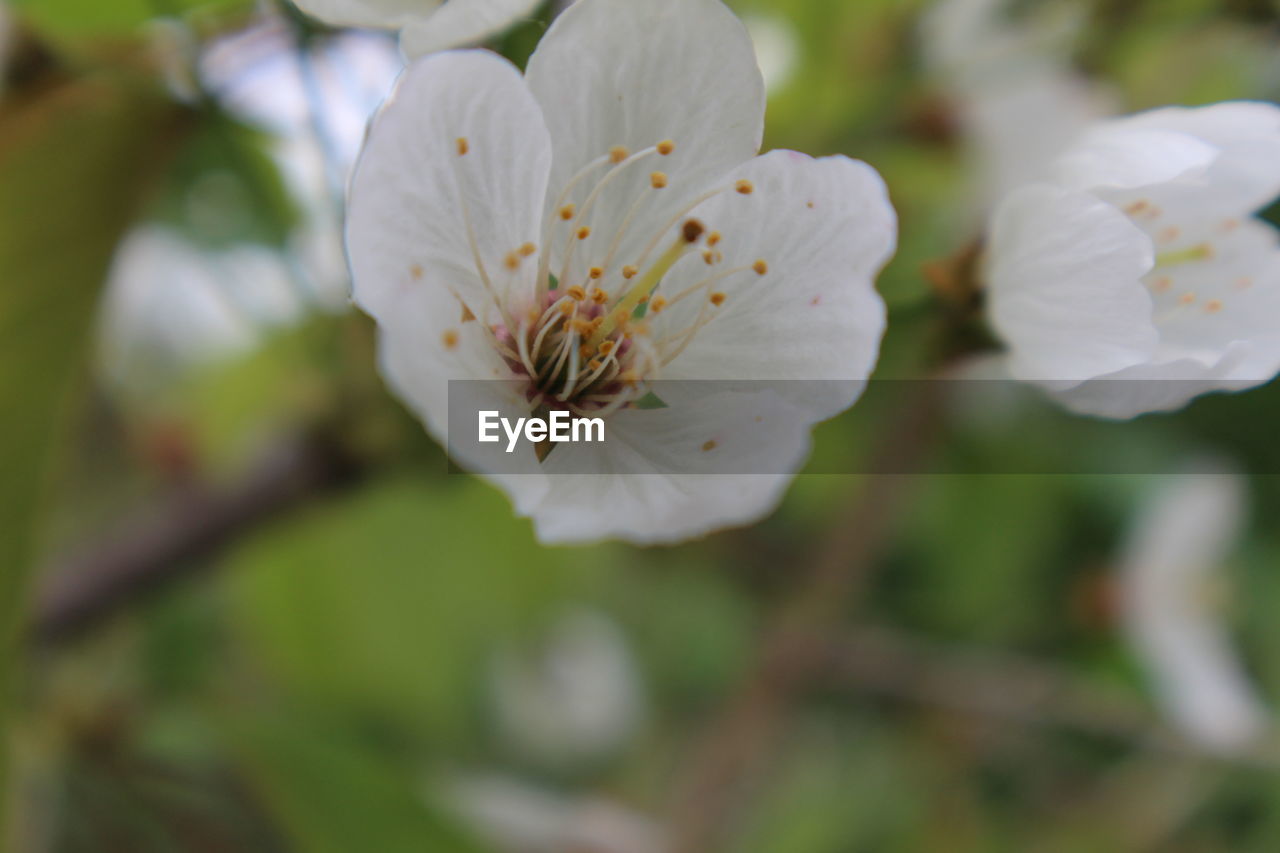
[650,295,668,314]
[567,285,587,301]
[442,329,459,349]
[709,292,727,306]
[753,259,768,276]
[589,267,604,280]
[571,318,594,335]
[519,242,537,257]
[577,226,592,240]
[657,140,675,156]
[1204,299,1224,314]
[735,179,755,195]
[409,263,424,280]
[590,316,605,330]
[591,289,608,305]
[560,204,576,221]
[1178,292,1196,306]
[558,300,576,316]
[622,265,638,279]
[598,340,615,356]
[650,171,668,189]
[707,232,721,247]
[504,251,520,270]
[609,145,630,163]
[580,344,594,359]
[701,439,718,452]
[702,249,717,265]
[456,138,469,156]
[588,359,603,371]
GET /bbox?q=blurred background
[4,0,1280,850]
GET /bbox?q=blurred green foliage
[3,0,1280,851]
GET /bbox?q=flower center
[463,139,770,417]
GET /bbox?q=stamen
[456,138,469,156]
[609,145,630,163]
[657,140,675,155]
[1204,299,1223,314]
[442,329,460,349]
[753,259,768,276]
[709,292,726,306]
[650,295,668,314]
[560,204,576,221]
[623,266,638,279]
[735,179,755,195]
[650,172,668,189]
[589,267,604,280]
[519,242,537,257]
[566,285,587,301]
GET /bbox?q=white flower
[986,101,1280,418]
[289,0,543,58]
[347,0,896,544]
[922,0,1113,212]
[488,609,642,766]
[1119,466,1269,754]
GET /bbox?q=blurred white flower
[1119,466,1270,754]
[348,0,895,544]
[444,774,663,853]
[489,609,642,766]
[986,101,1280,418]
[742,12,799,95]
[922,0,1112,211]
[98,227,305,386]
[288,0,542,58]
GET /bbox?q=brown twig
[29,431,361,645]
[666,380,946,853]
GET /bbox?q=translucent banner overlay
[445,379,1280,475]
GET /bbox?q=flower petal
[291,0,442,29]
[347,50,551,326]
[1052,126,1217,192]
[529,391,813,545]
[524,0,765,290]
[654,152,895,420]
[401,0,544,57]
[987,184,1158,383]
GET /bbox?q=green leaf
[14,0,251,40]
[0,72,191,831]
[224,477,597,740]
[227,716,489,853]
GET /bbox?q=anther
[560,204,576,221]
[504,251,520,270]
[588,359,603,371]
[753,260,769,276]
[591,289,608,304]
[701,439,718,452]
[702,249,717,265]
[519,242,537,257]
[571,318,594,335]
[409,264,424,280]
[650,295,668,314]
[622,265,638,279]
[657,140,675,156]
[1204,299,1224,314]
[1178,292,1196,306]
[682,218,706,243]
[609,145,630,164]
[577,226,592,240]
[589,267,604,280]
[559,301,575,316]
[456,138,469,156]
[442,329,460,349]
[567,285,587,301]
[707,232,721,247]
[650,172,669,189]
[735,180,755,195]
[598,341,616,355]
[709,292,727,306]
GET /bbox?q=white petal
[987,184,1158,383]
[347,50,552,326]
[1120,469,1268,753]
[1047,343,1265,419]
[1051,126,1218,192]
[290,0,442,29]
[528,391,813,545]
[655,152,895,420]
[524,0,764,290]
[402,0,544,57]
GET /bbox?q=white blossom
[1119,466,1270,754]
[347,0,896,544]
[289,0,542,58]
[986,101,1280,418]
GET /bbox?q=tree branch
[29,431,362,645]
